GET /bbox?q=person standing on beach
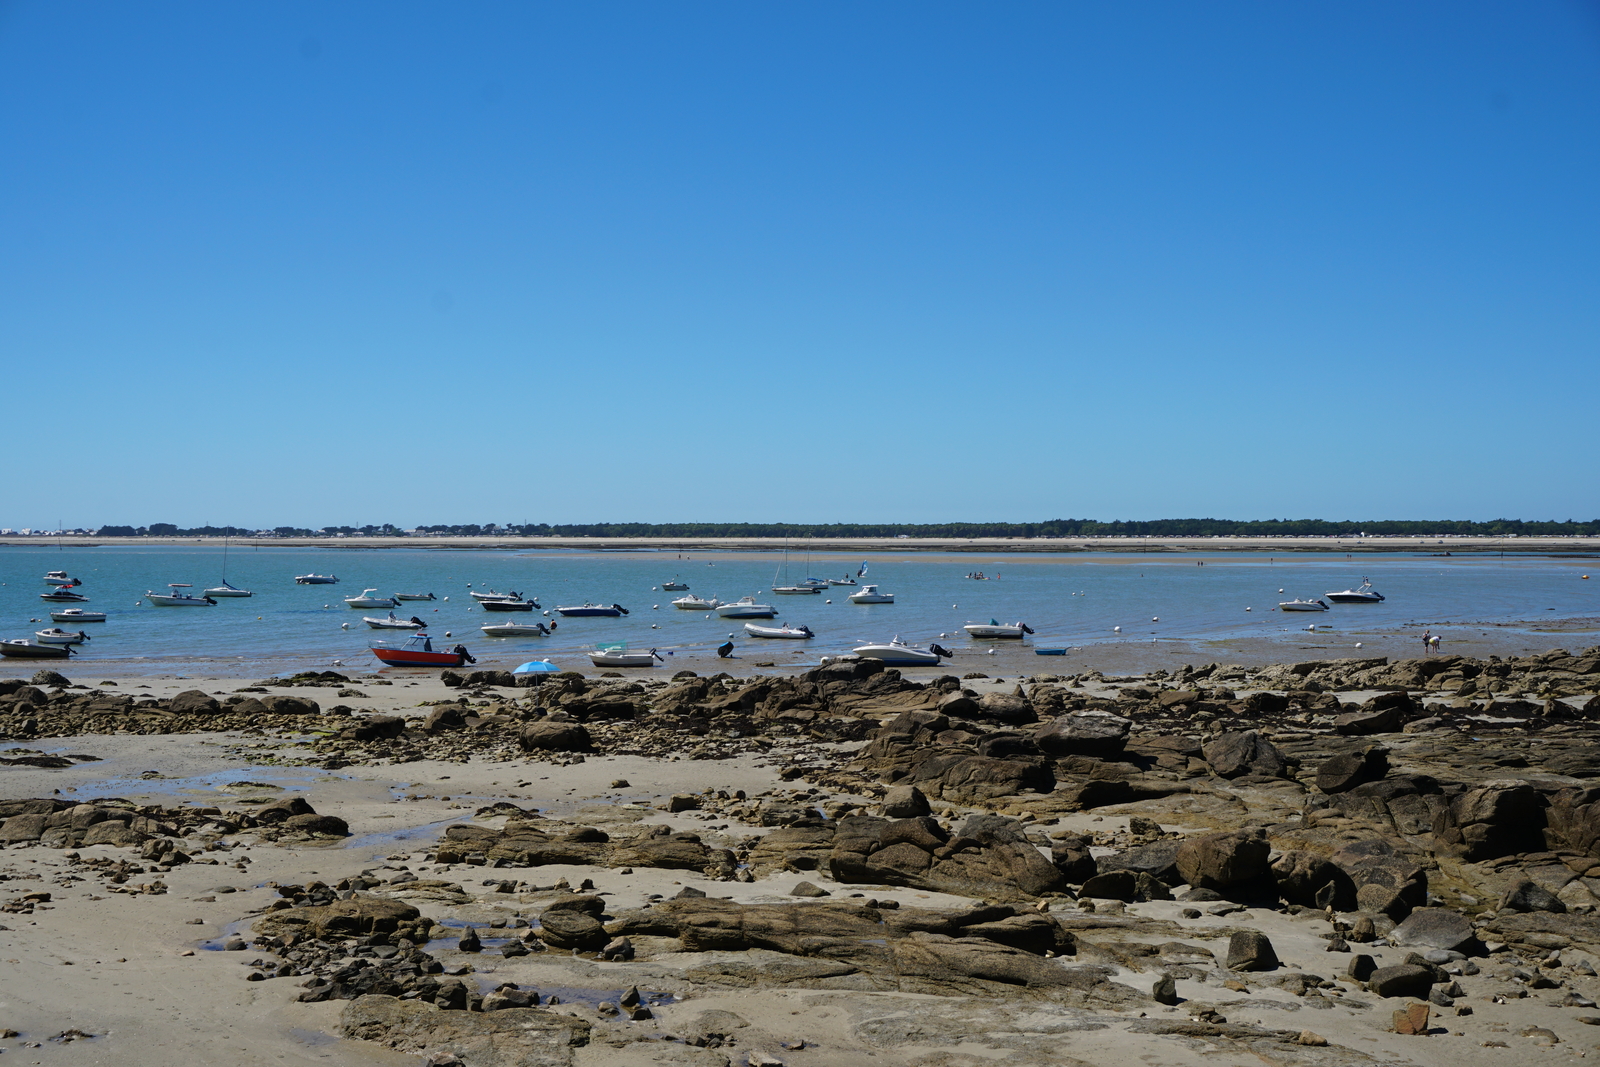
[1422,630,1432,654]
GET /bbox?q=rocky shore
[4,646,1600,1065]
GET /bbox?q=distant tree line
[86,519,1600,537]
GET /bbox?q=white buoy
[953,604,958,609]
[1245,606,1252,611]
[1278,588,1284,593]
[652,586,658,591]
[1306,624,1316,631]
[1355,642,1363,648]
[987,649,995,655]
[444,632,452,637]
[341,622,349,629]
[1152,616,1159,622]
[443,596,450,601]
[825,599,832,604]
[651,623,660,629]
[653,604,659,609]
[1113,626,1121,633]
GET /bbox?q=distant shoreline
[4,534,1599,554]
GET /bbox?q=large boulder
[1334,692,1416,736]
[168,689,220,715]
[1391,908,1477,953]
[1033,713,1131,758]
[1175,829,1270,892]
[1366,964,1434,999]
[1432,783,1547,861]
[536,908,609,950]
[1202,730,1287,779]
[1272,850,1357,910]
[518,722,593,753]
[30,670,71,687]
[1315,747,1389,794]
[1097,840,1182,884]
[257,895,425,941]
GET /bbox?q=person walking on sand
[1422,630,1432,654]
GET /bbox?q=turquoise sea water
[1,545,1595,676]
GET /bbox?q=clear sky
[3,1,1597,529]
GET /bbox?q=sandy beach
[6,632,1600,1066]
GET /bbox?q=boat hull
[146,595,215,606]
[964,626,1026,638]
[50,611,105,623]
[35,631,87,644]
[848,595,894,604]
[853,645,939,667]
[744,623,813,639]
[40,592,90,603]
[716,606,777,619]
[1279,601,1328,612]
[365,617,424,629]
[394,593,436,601]
[1325,594,1383,604]
[480,600,536,612]
[587,651,657,667]
[295,575,338,584]
[370,647,468,667]
[205,587,252,598]
[481,625,547,636]
[557,607,624,617]
[0,641,72,659]
[345,600,396,609]
[1035,648,1068,656]
[772,587,822,595]
[672,599,717,610]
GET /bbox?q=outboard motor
[204,596,218,605]
[614,604,629,615]
[538,623,549,635]
[1021,624,1034,635]
[929,643,953,659]
[454,645,476,664]
[411,617,426,627]
[716,640,734,658]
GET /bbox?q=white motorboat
[470,588,535,604]
[962,619,1034,639]
[661,579,689,591]
[365,613,428,630]
[672,595,722,610]
[0,639,74,660]
[1279,598,1330,612]
[42,571,81,587]
[146,584,217,606]
[50,608,106,623]
[588,645,662,668]
[344,588,397,609]
[744,622,814,639]
[826,577,858,586]
[35,628,90,645]
[1326,579,1385,604]
[204,581,253,598]
[481,621,551,637]
[394,592,437,601]
[480,596,539,612]
[852,637,951,667]
[715,597,778,619]
[295,574,339,584]
[556,603,629,617]
[39,586,90,603]
[848,584,895,604]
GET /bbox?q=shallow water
[2,543,1594,676]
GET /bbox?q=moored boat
[587,645,662,668]
[481,621,551,637]
[344,588,397,609]
[852,637,950,667]
[0,639,74,659]
[50,608,106,623]
[145,584,217,606]
[40,586,90,603]
[42,571,81,587]
[1278,598,1330,612]
[204,581,253,598]
[715,597,777,619]
[962,620,1034,639]
[772,585,823,595]
[848,584,895,604]
[1326,579,1385,604]
[369,633,475,667]
[744,622,814,639]
[661,579,689,591]
[365,613,427,630]
[480,596,539,612]
[35,628,90,645]
[826,577,858,586]
[672,595,722,610]
[556,603,629,617]
[394,592,437,601]
[295,574,339,584]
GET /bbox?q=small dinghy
[556,603,629,617]
[481,621,551,637]
[715,597,776,619]
[852,637,949,666]
[0,639,74,659]
[848,584,895,604]
[587,644,662,667]
[365,613,427,630]
[1326,579,1385,604]
[744,622,814,639]
[1278,598,1329,612]
[344,588,397,609]
[50,608,106,623]
[146,584,217,606]
[204,581,252,598]
[963,620,1034,638]
[394,592,437,601]
[42,571,81,587]
[40,586,90,603]
[661,579,689,591]
[370,632,475,667]
[295,574,339,584]
[35,628,90,645]
[1034,648,1069,656]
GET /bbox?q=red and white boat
[369,632,476,668]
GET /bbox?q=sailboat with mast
[771,540,822,595]
[204,537,253,597]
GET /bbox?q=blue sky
[3,1,1597,528]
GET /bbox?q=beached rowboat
[369,633,475,667]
